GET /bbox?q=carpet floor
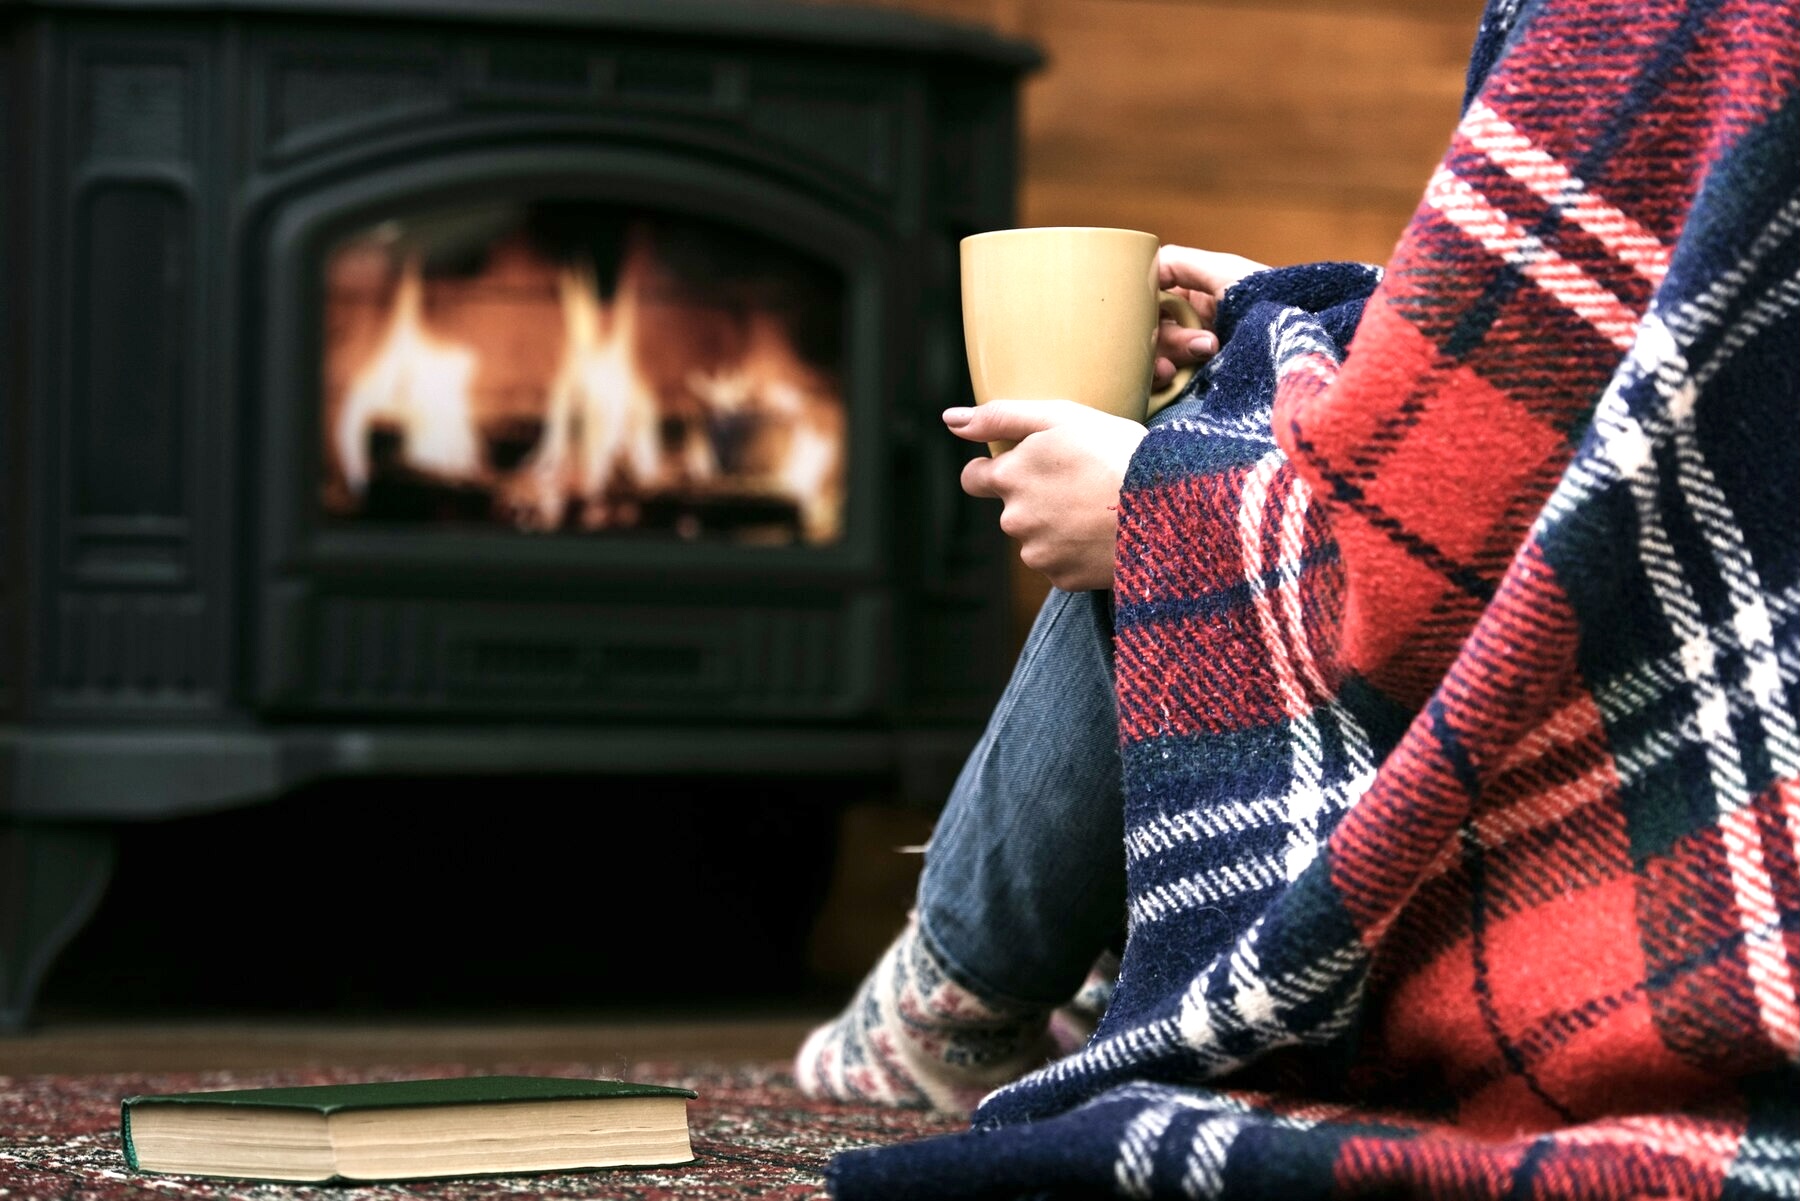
[0,1061,964,1199]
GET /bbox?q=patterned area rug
[0,1062,964,1199]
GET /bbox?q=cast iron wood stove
[0,0,1039,1029]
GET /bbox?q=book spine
[119,1103,142,1171]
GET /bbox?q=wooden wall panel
[857,0,1485,260]
[1015,0,1482,264]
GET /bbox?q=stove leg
[0,823,116,1034]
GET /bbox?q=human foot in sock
[794,918,1058,1115]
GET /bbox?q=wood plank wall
[831,0,1491,637]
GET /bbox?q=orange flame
[334,256,482,494]
[687,310,845,543]
[515,234,666,530]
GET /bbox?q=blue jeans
[915,585,1126,1008]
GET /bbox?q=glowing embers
[321,204,847,545]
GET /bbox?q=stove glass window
[320,201,847,546]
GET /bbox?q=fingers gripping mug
[959,226,1205,453]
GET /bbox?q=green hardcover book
[120,1075,698,1183]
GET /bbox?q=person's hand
[944,401,1148,592]
[1153,245,1270,391]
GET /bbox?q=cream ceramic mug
[960,226,1203,453]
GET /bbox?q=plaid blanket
[829,0,1800,1196]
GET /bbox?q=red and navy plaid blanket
[829,0,1800,1196]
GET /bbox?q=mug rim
[960,225,1157,245]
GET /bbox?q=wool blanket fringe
[829,0,1800,1196]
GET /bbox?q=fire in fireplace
[323,203,846,546]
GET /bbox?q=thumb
[1156,246,1269,299]
[943,399,1083,444]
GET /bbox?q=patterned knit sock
[794,918,1058,1115]
[1048,950,1119,1056]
